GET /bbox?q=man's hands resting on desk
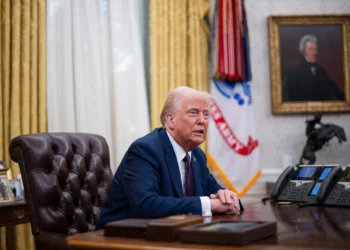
[210,189,240,214]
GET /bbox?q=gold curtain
[0,0,47,249]
[149,0,210,129]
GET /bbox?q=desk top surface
[67,201,350,249]
[0,199,26,208]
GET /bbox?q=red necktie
[183,153,194,196]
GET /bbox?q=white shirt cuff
[199,196,212,217]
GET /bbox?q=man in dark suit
[97,86,242,229]
[283,34,345,102]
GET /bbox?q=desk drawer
[0,203,30,227]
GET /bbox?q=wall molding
[244,168,284,196]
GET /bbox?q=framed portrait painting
[0,174,13,202]
[269,15,350,114]
[9,179,24,200]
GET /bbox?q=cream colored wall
[245,0,350,191]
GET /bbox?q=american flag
[211,0,251,82]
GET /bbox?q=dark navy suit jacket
[96,128,223,229]
[283,59,345,102]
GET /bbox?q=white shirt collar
[166,130,191,164]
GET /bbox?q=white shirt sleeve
[199,196,212,217]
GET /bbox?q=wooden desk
[0,200,29,227]
[67,201,350,249]
[0,200,30,250]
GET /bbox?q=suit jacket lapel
[159,128,184,198]
[191,150,204,196]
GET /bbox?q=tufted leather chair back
[9,133,113,237]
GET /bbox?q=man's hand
[209,189,240,214]
[210,198,232,214]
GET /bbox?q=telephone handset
[316,166,342,202]
[270,165,324,202]
[317,166,350,206]
[270,164,350,207]
[270,166,295,199]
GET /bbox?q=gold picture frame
[269,15,350,114]
[0,161,8,173]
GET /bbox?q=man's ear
[165,113,175,130]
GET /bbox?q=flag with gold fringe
[208,0,259,197]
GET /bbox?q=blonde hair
[160,86,213,126]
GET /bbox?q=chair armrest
[35,231,70,250]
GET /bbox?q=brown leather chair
[9,133,113,250]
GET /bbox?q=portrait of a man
[283,34,345,102]
[270,16,350,113]
[275,22,347,105]
[283,34,345,101]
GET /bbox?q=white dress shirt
[166,131,212,217]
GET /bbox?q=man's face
[167,96,209,151]
[304,41,318,63]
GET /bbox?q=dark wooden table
[67,201,350,249]
[0,200,29,226]
[0,200,30,250]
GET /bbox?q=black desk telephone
[270,165,350,206]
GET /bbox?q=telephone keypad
[289,188,300,199]
[329,188,350,204]
[336,191,350,204]
[300,190,307,198]
[287,188,309,200]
